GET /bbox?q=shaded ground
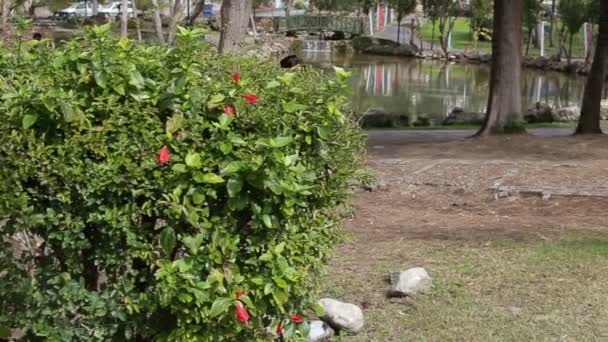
[324,131,608,341]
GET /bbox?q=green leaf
[207,94,225,109]
[274,242,285,254]
[227,178,243,198]
[218,114,233,129]
[279,72,296,85]
[282,102,306,113]
[60,102,75,122]
[269,136,292,148]
[194,172,225,184]
[209,297,233,318]
[273,275,288,289]
[259,252,273,261]
[311,303,326,317]
[185,152,202,168]
[183,233,205,255]
[289,87,304,94]
[166,112,184,136]
[172,163,187,173]
[272,289,288,304]
[262,214,272,228]
[317,126,330,140]
[266,80,281,89]
[284,154,298,166]
[22,114,38,129]
[130,70,145,89]
[192,191,205,205]
[160,227,176,255]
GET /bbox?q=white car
[99,1,138,17]
[56,2,94,17]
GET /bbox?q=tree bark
[476,0,525,136]
[284,0,291,17]
[567,32,574,65]
[131,0,142,41]
[188,0,205,26]
[120,0,128,38]
[167,0,184,45]
[92,0,98,15]
[397,18,401,43]
[150,0,165,44]
[219,0,251,53]
[430,19,436,50]
[575,1,608,134]
[1,0,10,34]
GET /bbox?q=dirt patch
[327,134,608,341]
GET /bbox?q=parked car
[99,1,138,17]
[55,2,94,18]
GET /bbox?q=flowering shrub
[0,25,365,341]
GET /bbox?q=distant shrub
[0,25,366,341]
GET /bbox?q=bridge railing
[276,16,366,35]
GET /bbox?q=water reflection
[302,53,593,121]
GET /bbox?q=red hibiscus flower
[276,321,284,336]
[235,302,250,323]
[224,105,236,117]
[157,145,171,165]
[244,94,258,104]
[233,72,240,83]
[291,313,304,324]
[236,290,245,298]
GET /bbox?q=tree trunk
[284,0,291,17]
[131,0,142,41]
[92,0,98,15]
[1,0,10,34]
[476,0,525,136]
[120,0,128,38]
[219,0,251,53]
[575,1,608,134]
[167,0,184,45]
[150,0,165,44]
[397,18,401,43]
[526,28,533,56]
[567,32,574,65]
[431,19,436,50]
[188,0,205,26]
[549,0,556,47]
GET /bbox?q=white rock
[389,267,432,297]
[318,298,364,333]
[308,320,335,342]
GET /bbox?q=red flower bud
[235,302,250,323]
[291,313,304,324]
[233,72,240,83]
[224,105,236,116]
[276,321,284,335]
[236,290,245,298]
[157,145,171,165]
[244,93,258,104]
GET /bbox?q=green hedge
[0,25,366,341]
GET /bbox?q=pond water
[301,51,600,122]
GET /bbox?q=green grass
[325,233,608,341]
[420,18,589,60]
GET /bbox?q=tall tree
[187,0,206,26]
[219,0,252,53]
[1,0,10,34]
[476,0,525,136]
[150,0,165,43]
[284,0,292,16]
[167,0,185,45]
[575,0,608,134]
[120,0,128,38]
[524,0,542,56]
[559,0,591,64]
[390,0,416,45]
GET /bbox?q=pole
[583,22,588,57]
[539,21,545,57]
[187,0,190,26]
[368,10,374,35]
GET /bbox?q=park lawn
[421,17,589,60]
[325,233,608,341]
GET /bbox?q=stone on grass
[389,267,432,297]
[318,298,364,333]
[308,320,335,342]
